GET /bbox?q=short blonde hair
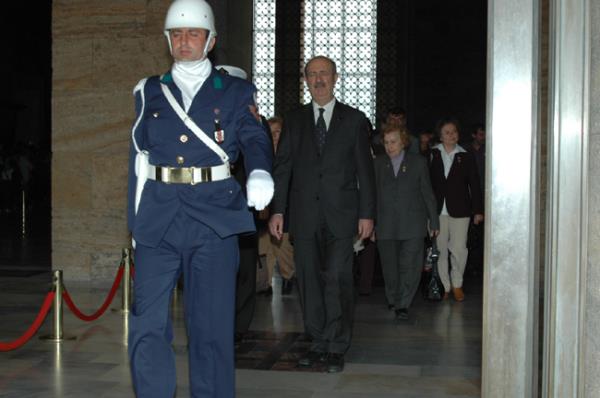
[383,126,410,147]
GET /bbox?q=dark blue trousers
[129,210,238,398]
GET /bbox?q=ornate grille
[301,0,378,124]
[252,0,277,118]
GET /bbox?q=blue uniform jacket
[127,69,272,247]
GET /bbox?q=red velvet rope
[62,266,124,322]
[0,291,56,352]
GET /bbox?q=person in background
[468,123,486,189]
[429,117,483,302]
[418,130,434,158]
[262,116,296,295]
[466,123,486,275]
[373,126,439,319]
[215,64,271,344]
[371,106,419,156]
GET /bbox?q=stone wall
[51,0,252,283]
[52,0,178,282]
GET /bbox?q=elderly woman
[373,126,439,320]
[429,118,483,301]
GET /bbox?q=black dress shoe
[281,278,294,295]
[395,308,408,320]
[326,353,345,373]
[298,350,327,367]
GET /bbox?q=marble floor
[0,265,482,397]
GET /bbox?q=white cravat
[171,58,212,112]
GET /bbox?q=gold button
[152,112,159,118]
[176,156,184,164]
[180,134,188,143]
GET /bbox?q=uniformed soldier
[126,1,274,397]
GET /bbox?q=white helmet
[216,65,248,80]
[164,0,217,57]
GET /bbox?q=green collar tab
[160,73,173,83]
[213,76,223,89]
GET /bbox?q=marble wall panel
[584,0,600,393]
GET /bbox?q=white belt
[147,162,231,185]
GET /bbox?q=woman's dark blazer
[374,152,439,240]
[429,147,483,217]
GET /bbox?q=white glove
[134,151,149,214]
[246,169,274,211]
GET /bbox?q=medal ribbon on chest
[213,108,225,144]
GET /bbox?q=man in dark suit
[268,55,375,373]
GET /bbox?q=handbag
[422,238,444,301]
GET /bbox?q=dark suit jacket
[271,101,376,239]
[429,147,483,217]
[374,152,439,240]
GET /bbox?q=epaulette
[133,78,148,95]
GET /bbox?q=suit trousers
[437,215,470,291]
[129,210,238,398]
[356,239,377,295]
[377,237,424,309]
[293,221,354,354]
[236,232,258,334]
[266,232,295,285]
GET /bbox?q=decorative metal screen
[301,0,378,123]
[252,0,277,118]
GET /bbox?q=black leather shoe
[298,350,326,367]
[326,353,345,373]
[281,279,294,295]
[395,308,408,320]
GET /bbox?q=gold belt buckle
[168,167,192,184]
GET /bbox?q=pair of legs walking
[293,221,354,371]
[437,215,470,299]
[378,237,424,315]
[129,212,238,398]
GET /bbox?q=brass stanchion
[40,270,76,342]
[113,248,132,314]
[21,190,26,237]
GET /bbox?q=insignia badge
[214,119,224,144]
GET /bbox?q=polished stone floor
[0,262,482,397]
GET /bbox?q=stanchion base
[111,308,130,314]
[39,334,77,342]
